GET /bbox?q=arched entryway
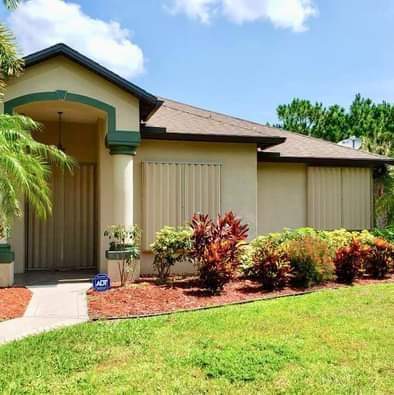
[7,97,107,271]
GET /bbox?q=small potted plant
[104,225,141,286]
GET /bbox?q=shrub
[364,238,394,279]
[151,226,193,283]
[240,234,284,276]
[334,239,370,284]
[285,236,334,288]
[251,241,290,290]
[319,229,354,252]
[373,226,394,243]
[191,211,248,293]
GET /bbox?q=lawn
[0,284,393,394]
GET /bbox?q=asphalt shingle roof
[147,97,392,164]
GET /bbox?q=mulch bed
[87,275,394,320]
[0,287,32,321]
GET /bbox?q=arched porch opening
[8,96,111,272]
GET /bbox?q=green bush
[151,226,192,283]
[373,226,394,243]
[285,236,334,288]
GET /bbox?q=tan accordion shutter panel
[183,163,221,221]
[142,161,221,251]
[27,164,96,270]
[142,162,184,251]
[341,167,372,229]
[307,167,342,229]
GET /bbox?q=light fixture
[57,111,64,151]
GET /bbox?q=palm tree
[0,116,74,237]
[0,0,75,239]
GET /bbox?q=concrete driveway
[0,271,93,345]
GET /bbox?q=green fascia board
[0,244,14,263]
[4,90,140,155]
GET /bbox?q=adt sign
[93,274,111,292]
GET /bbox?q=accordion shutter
[27,164,96,270]
[307,166,372,230]
[142,161,221,251]
[341,167,372,229]
[307,167,342,229]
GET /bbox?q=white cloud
[169,0,218,23]
[168,0,318,32]
[8,0,144,79]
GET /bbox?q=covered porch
[8,95,137,276]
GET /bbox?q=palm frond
[0,24,23,96]
[3,0,20,10]
[0,114,75,229]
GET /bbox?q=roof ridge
[159,96,392,161]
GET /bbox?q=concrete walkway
[0,272,92,345]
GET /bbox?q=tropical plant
[285,236,334,288]
[0,116,74,238]
[363,238,394,279]
[104,225,141,286]
[190,211,248,293]
[373,226,394,243]
[0,0,23,96]
[151,226,192,283]
[334,239,370,284]
[250,240,290,290]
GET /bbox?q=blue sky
[3,0,394,123]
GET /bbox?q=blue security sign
[93,274,111,292]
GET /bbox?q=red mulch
[0,287,32,321]
[87,275,394,320]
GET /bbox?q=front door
[26,164,96,271]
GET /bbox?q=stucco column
[106,130,140,226]
[112,154,134,226]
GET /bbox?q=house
[2,43,392,277]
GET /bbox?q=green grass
[0,284,393,394]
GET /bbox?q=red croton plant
[334,237,394,283]
[334,239,369,284]
[191,211,248,293]
[364,238,394,279]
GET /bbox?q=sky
[2,0,394,124]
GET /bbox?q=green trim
[0,244,14,264]
[4,91,141,155]
[106,130,140,156]
[105,249,134,260]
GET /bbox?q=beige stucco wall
[134,140,258,274]
[258,162,307,234]
[2,56,140,131]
